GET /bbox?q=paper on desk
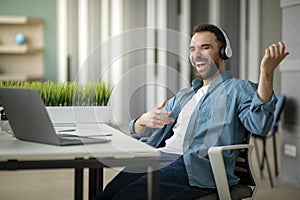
[56,128,112,138]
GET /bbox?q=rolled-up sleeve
[250,92,277,113]
[243,91,277,135]
[129,118,156,139]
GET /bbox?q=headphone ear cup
[220,46,228,60]
[218,27,232,60]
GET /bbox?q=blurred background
[1,0,300,197]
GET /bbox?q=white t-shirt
[159,85,209,155]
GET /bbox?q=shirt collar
[191,71,233,92]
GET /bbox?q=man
[95,24,289,200]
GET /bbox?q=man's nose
[193,48,203,56]
[195,46,204,54]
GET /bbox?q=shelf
[0,44,42,54]
[0,16,42,25]
[0,73,43,81]
[0,16,44,81]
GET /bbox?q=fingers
[148,117,174,129]
[260,41,289,73]
[155,100,171,116]
[154,108,170,116]
[141,100,175,128]
[144,113,174,129]
[151,108,174,126]
[278,41,285,55]
[278,41,290,58]
[265,48,270,57]
[157,100,167,109]
[269,44,276,57]
[268,41,289,59]
[263,41,289,67]
[268,43,279,58]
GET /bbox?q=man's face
[189,31,223,80]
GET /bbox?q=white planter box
[46,106,112,124]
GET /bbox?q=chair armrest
[208,144,254,200]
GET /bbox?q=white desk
[0,124,160,200]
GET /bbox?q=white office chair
[198,131,256,200]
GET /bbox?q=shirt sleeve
[240,90,277,136]
[250,91,277,114]
[128,117,155,139]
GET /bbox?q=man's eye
[190,48,195,52]
[201,46,210,50]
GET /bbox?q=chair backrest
[234,131,255,187]
[198,131,255,200]
[272,95,286,130]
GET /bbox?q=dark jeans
[94,153,213,200]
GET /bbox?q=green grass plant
[0,81,113,106]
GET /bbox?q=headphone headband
[218,27,232,60]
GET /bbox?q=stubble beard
[193,57,220,80]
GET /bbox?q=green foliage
[0,81,113,106]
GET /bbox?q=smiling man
[94,24,289,200]
[189,30,224,84]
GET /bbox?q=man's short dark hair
[192,24,226,48]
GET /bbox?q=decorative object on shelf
[14,33,26,45]
[0,16,43,81]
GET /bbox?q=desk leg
[75,168,83,200]
[89,168,103,199]
[147,168,159,200]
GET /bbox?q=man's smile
[195,59,209,72]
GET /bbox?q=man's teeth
[196,62,206,66]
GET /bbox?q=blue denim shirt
[129,71,277,188]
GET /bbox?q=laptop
[0,87,111,146]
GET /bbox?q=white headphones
[218,27,232,60]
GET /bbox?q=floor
[0,135,300,200]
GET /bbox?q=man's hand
[258,41,289,102]
[260,41,289,73]
[134,100,175,134]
